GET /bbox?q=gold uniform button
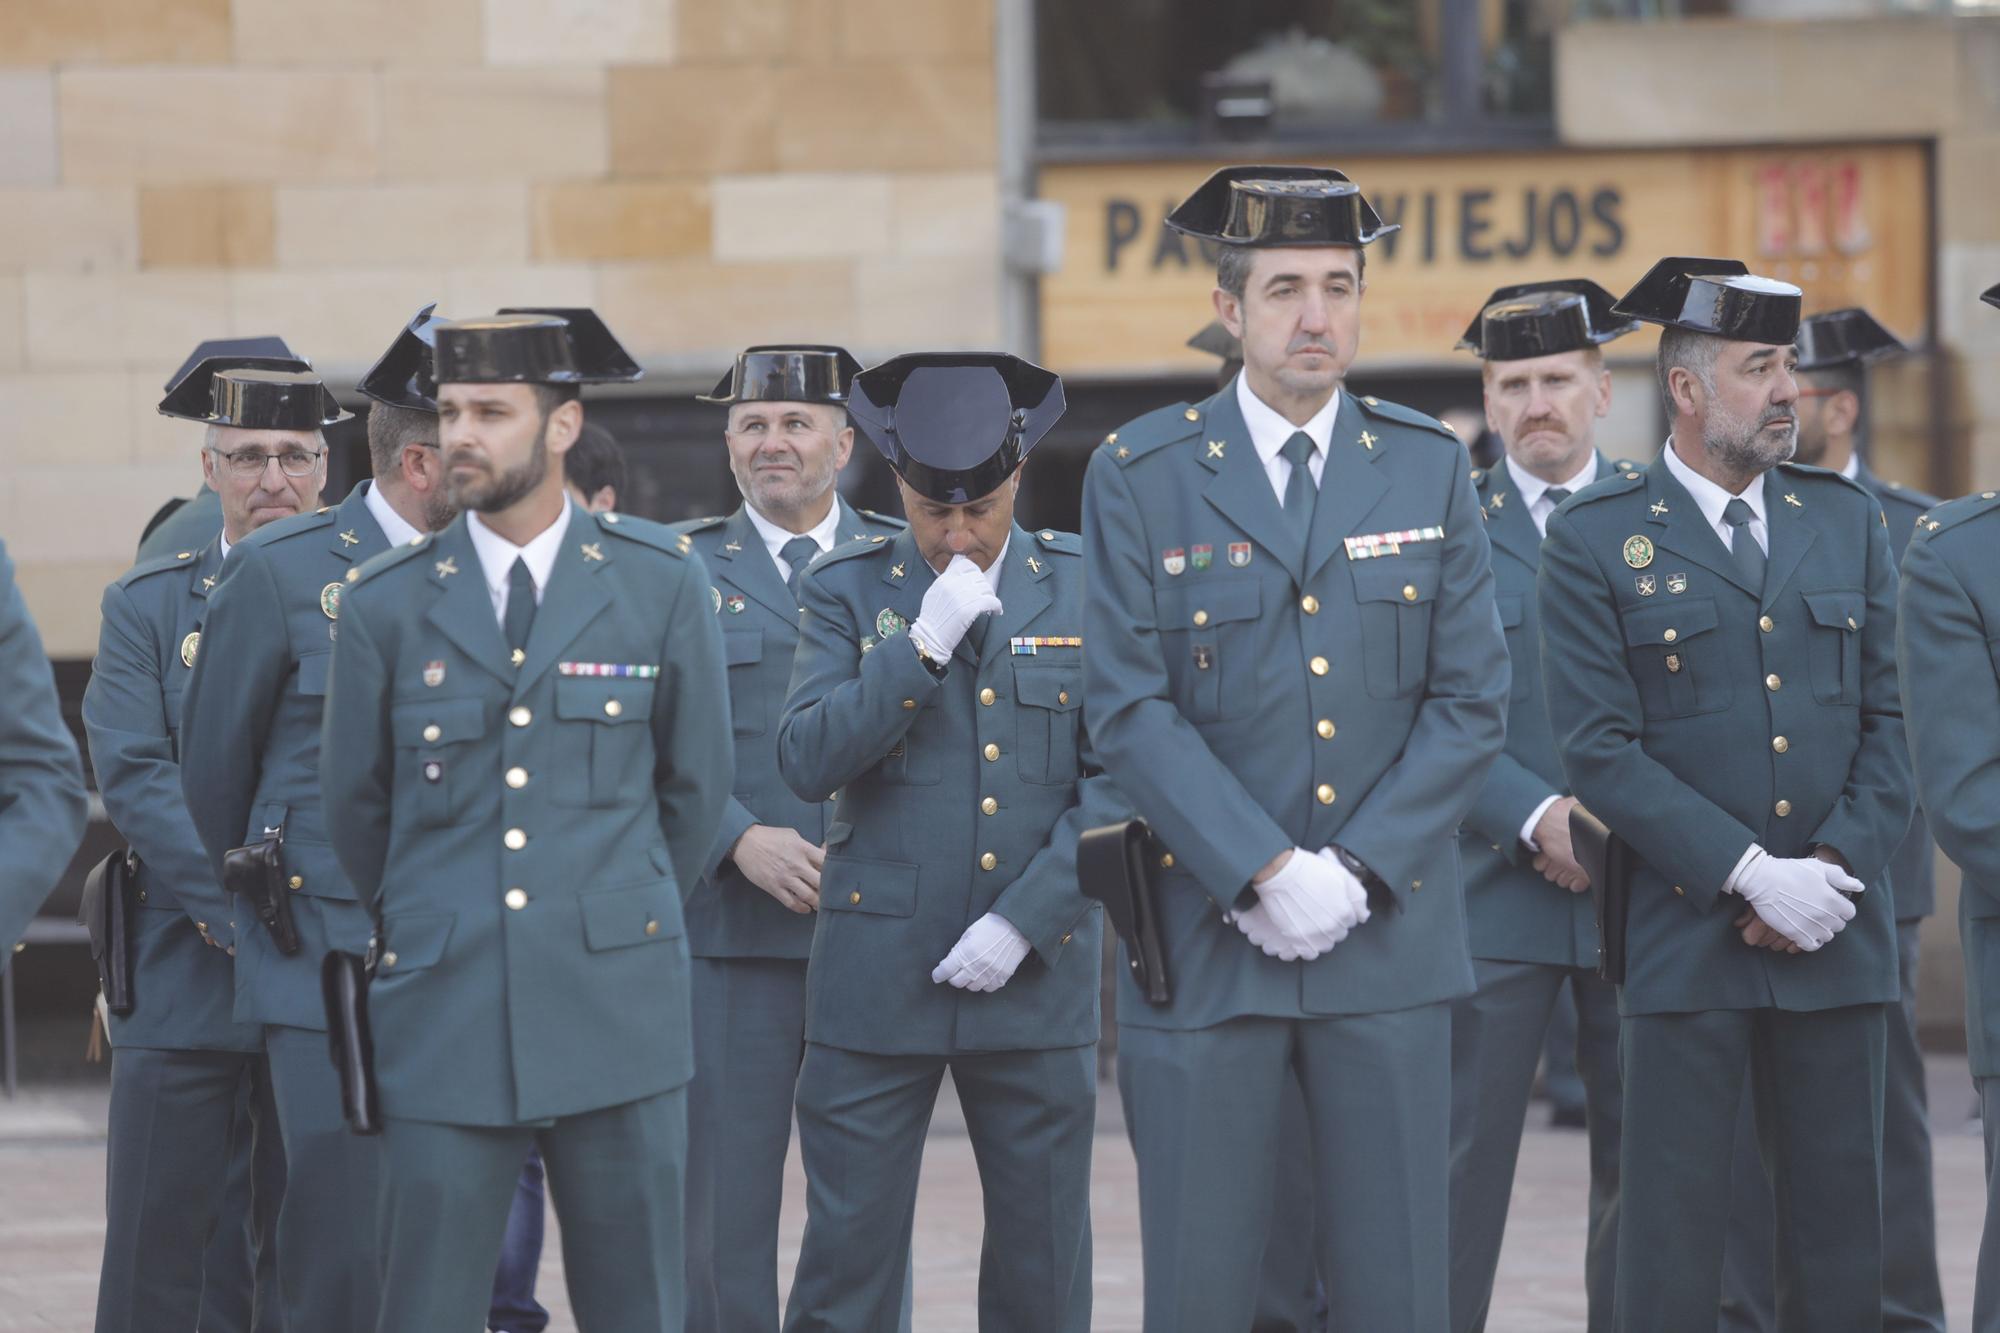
[984,743,1000,762]
[1765,674,1782,692]
[1183,408,1199,421]
[506,767,529,788]
[850,890,862,905]
[980,852,998,871]
[979,688,996,706]
[509,706,532,727]
[1411,879,1422,891]
[1774,800,1792,817]
[1192,610,1210,627]
[422,723,442,743]
[504,828,527,851]
[1316,718,1336,740]
[1309,656,1329,676]
[1040,529,1055,541]
[1060,933,1072,945]
[1315,783,1336,805]
[1402,585,1418,602]
[1058,690,1069,705]
[1759,616,1774,633]
[902,699,917,710]
[1772,736,1789,754]
[981,797,998,815]
[505,888,528,910]
[1160,853,1175,869]
[1846,616,1857,630]
[1301,595,1319,614]
[287,875,303,891]
[381,951,398,968]
[1663,629,1678,643]
[1673,885,1685,897]
[603,699,622,718]
[644,920,659,936]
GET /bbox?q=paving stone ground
[0,1056,1984,1331]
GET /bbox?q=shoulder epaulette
[347,534,432,585]
[1101,400,1204,465]
[1353,393,1456,440]
[595,511,689,557]
[859,508,907,529]
[1611,458,1640,474]
[664,514,727,540]
[1872,477,1942,513]
[116,548,201,589]
[812,533,892,571]
[1030,527,1081,555]
[1912,488,2000,539]
[1563,470,1644,510]
[237,505,337,552]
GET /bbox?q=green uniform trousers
[264,1024,382,1333]
[1615,1004,1886,1333]
[1976,1076,2000,1332]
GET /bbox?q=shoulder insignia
[1560,472,1643,511]
[811,534,892,573]
[1033,528,1081,555]
[346,536,431,586]
[1103,400,1205,465]
[316,505,331,514]
[1613,458,1638,472]
[1775,460,1868,499]
[664,514,728,541]
[237,504,337,551]
[116,550,204,589]
[1912,489,2000,540]
[599,512,691,557]
[1353,394,1456,440]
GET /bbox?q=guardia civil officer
[1716,304,1945,1333]
[321,310,732,1332]
[179,307,455,1333]
[1448,280,1638,1333]
[84,348,348,1332]
[776,353,1114,1333]
[1539,257,1911,1332]
[134,339,294,565]
[1081,166,1510,1330]
[668,345,906,1332]
[1897,281,2000,1328]
[0,536,87,955]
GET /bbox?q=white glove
[909,554,1002,659]
[931,912,1031,992]
[1233,900,1317,961]
[1236,848,1369,959]
[1732,849,1861,951]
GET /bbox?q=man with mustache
[670,346,905,1331]
[1447,280,1640,1333]
[1539,257,1911,1332]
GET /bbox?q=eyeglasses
[211,446,326,479]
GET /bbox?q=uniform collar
[1235,373,1341,468]
[1504,450,1598,514]
[467,500,573,601]
[1662,437,1766,531]
[362,479,424,548]
[1838,453,1860,481]
[743,496,843,566]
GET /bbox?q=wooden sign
[1039,144,1931,374]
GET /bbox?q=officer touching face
[776,353,1114,1333]
[1538,257,1911,1333]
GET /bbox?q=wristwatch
[911,634,948,680]
[1331,844,1398,915]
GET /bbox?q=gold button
[1193,610,1209,627]
[1058,690,1069,705]
[1759,616,1774,633]
[344,568,359,583]
[381,951,398,967]
[1183,407,1199,421]
[1663,629,1678,643]
[1765,674,1782,692]
[504,827,527,851]
[980,852,998,871]
[505,888,528,910]
[1315,783,1336,805]
[1160,853,1175,869]
[1772,736,1789,754]
[1411,879,1422,891]
[509,706,532,727]
[980,688,996,706]
[981,797,999,815]
[984,743,1000,761]
[1402,585,1418,602]
[1309,656,1329,676]
[1846,616,1857,630]
[422,723,442,743]
[506,766,528,788]
[644,920,659,936]
[1040,529,1055,541]
[288,875,303,891]
[1316,718,1335,739]
[1060,933,1072,945]
[902,699,916,710]
[603,698,622,718]
[850,890,862,904]
[1301,595,1319,615]
[1673,885,1684,897]
[1775,800,1792,817]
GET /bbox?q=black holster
[1078,819,1172,1006]
[222,831,300,956]
[321,949,381,1136]
[78,848,138,1015]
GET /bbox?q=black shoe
[1549,1104,1587,1130]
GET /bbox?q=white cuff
[1722,843,1766,896]
[1519,794,1562,854]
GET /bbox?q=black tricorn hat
[357,304,447,412]
[1611,257,1802,345]
[1166,165,1399,247]
[1456,279,1638,360]
[848,353,1066,505]
[698,344,863,406]
[496,306,643,383]
[1981,282,1999,310]
[435,310,643,387]
[161,367,352,430]
[1185,320,1242,363]
[1795,307,1905,373]
[162,336,298,393]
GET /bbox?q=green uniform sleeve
[651,555,734,899]
[1464,752,1560,867]
[702,796,761,885]
[321,580,396,916]
[0,545,87,954]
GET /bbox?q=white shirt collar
[744,498,844,578]
[1505,451,1598,512]
[1838,453,1860,481]
[218,532,232,562]
[467,500,574,617]
[983,534,1011,595]
[1236,373,1341,468]
[1663,437,1767,533]
[361,480,423,549]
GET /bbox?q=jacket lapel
[1302,393,1392,583]
[877,529,932,655]
[711,507,798,625]
[517,516,614,691]
[1641,460,1759,599]
[1480,462,1542,571]
[1758,470,1818,613]
[1199,384,1305,585]
[978,526,1055,672]
[422,520,515,686]
[337,483,394,568]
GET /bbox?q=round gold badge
[320,581,343,619]
[1622,535,1655,569]
[180,631,201,668]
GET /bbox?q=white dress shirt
[363,480,424,550]
[466,501,573,628]
[744,500,843,583]
[1661,438,1768,556]
[1838,454,1860,481]
[1506,452,1600,540]
[1236,374,1339,505]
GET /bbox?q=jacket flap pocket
[723,627,764,667]
[824,821,854,849]
[1352,560,1441,604]
[390,697,485,746]
[580,879,683,952]
[1014,667,1081,712]
[554,676,655,724]
[1801,588,1865,632]
[296,651,331,697]
[819,854,919,918]
[1495,593,1525,629]
[1620,597,1719,647]
[1154,581,1261,630]
[379,911,453,972]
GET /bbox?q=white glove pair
[1233,848,1370,961]
[910,554,1002,660]
[932,912,1031,992]
[1732,848,1862,951]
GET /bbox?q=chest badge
[580,542,604,562]
[320,581,343,619]
[1162,548,1186,576]
[725,594,745,614]
[201,575,217,591]
[1206,440,1226,460]
[434,557,459,579]
[1228,542,1253,568]
[1622,535,1654,569]
[423,660,446,688]
[876,608,907,640]
[1667,572,1688,594]
[1783,493,1803,508]
[1635,574,1657,596]
[180,631,201,668]
[1649,500,1670,517]
[1190,545,1212,571]
[1358,430,1379,452]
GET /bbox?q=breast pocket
[1800,589,1865,706]
[1013,665,1082,785]
[1620,597,1731,719]
[391,697,486,829]
[553,677,657,808]
[295,650,330,698]
[1495,594,1531,703]
[1353,561,1441,700]
[722,628,766,738]
[1154,582,1261,723]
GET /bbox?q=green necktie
[503,556,536,654]
[1723,497,1766,593]
[781,536,820,603]
[1280,431,1318,540]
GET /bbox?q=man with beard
[669,346,906,1331]
[1081,166,1509,1329]
[85,348,348,1332]
[321,310,731,1331]
[1448,281,1639,1333]
[179,307,454,1333]
[1539,257,1910,1332]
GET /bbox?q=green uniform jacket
[776,524,1115,1055]
[667,500,905,960]
[320,509,734,1125]
[0,537,88,955]
[180,484,396,1031]
[1460,456,1631,969]
[136,488,222,564]
[1539,458,1910,1015]
[1896,490,2000,1074]
[1080,383,1509,1030]
[82,539,261,1051]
